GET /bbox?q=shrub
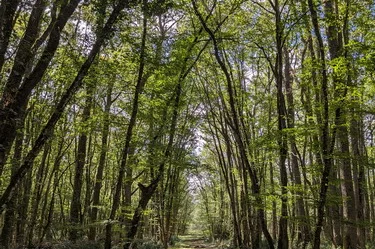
[130,239,163,249]
[169,235,180,246]
[52,240,102,249]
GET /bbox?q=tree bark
[104,6,148,248]
[0,0,128,213]
[0,128,23,249]
[192,2,274,247]
[89,79,114,240]
[0,0,20,72]
[27,143,51,247]
[284,47,310,246]
[350,114,367,248]
[0,0,79,174]
[274,1,289,248]
[324,1,357,247]
[307,1,335,248]
[123,77,181,249]
[69,83,94,241]
[0,0,47,174]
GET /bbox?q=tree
[0,1,374,248]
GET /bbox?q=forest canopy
[0,0,374,249]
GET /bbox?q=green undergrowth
[22,236,375,249]
[169,233,231,249]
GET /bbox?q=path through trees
[0,1,375,249]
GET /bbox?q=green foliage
[53,240,102,249]
[1,0,375,248]
[131,239,163,249]
[169,235,180,246]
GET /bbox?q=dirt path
[181,237,207,248]
[171,235,218,249]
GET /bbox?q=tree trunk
[104,7,148,248]
[16,170,32,246]
[0,0,20,72]
[284,48,310,246]
[0,0,78,173]
[0,0,128,213]
[192,2,274,247]
[324,1,357,247]
[0,128,23,248]
[350,114,367,248]
[274,1,288,248]
[123,79,181,249]
[123,162,133,234]
[307,1,336,248]
[338,116,358,248]
[27,143,51,247]
[69,83,94,241]
[39,135,67,243]
[89,80,114,240]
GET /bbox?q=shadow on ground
[170,234,223,249]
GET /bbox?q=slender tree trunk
[328,172,343,247]
[270,163,278,242]
[0,0,128,213]
[16,170,32,246]
[123,163,133,233]
[274,2,288,248]
[0,0,79,173]
[0,128,23,248]
[27,143,51,247]
[39,135,68,244]
[338,116,358,248]
[307,1,336,248]
[241,166,251,248]
[124,80,181,249]
[192,2,274,247]
[104,7,148,248]
[284,48,310,246]
[89,80,114,240]
[69,83,94,241]
[350,115,366,248]
[0,0,20,72]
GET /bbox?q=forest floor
[170,234,223,249]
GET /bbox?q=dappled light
[0,1,374,249]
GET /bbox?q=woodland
[0,0,374,249]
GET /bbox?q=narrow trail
[171,234,218,249]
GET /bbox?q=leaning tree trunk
[0,0,79,174]
[0,0,20,72]
[121,11,207,244]
[0,0,129,213]
[124,79,181,249]
[192,2,274,247]
[104,6,148,248]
